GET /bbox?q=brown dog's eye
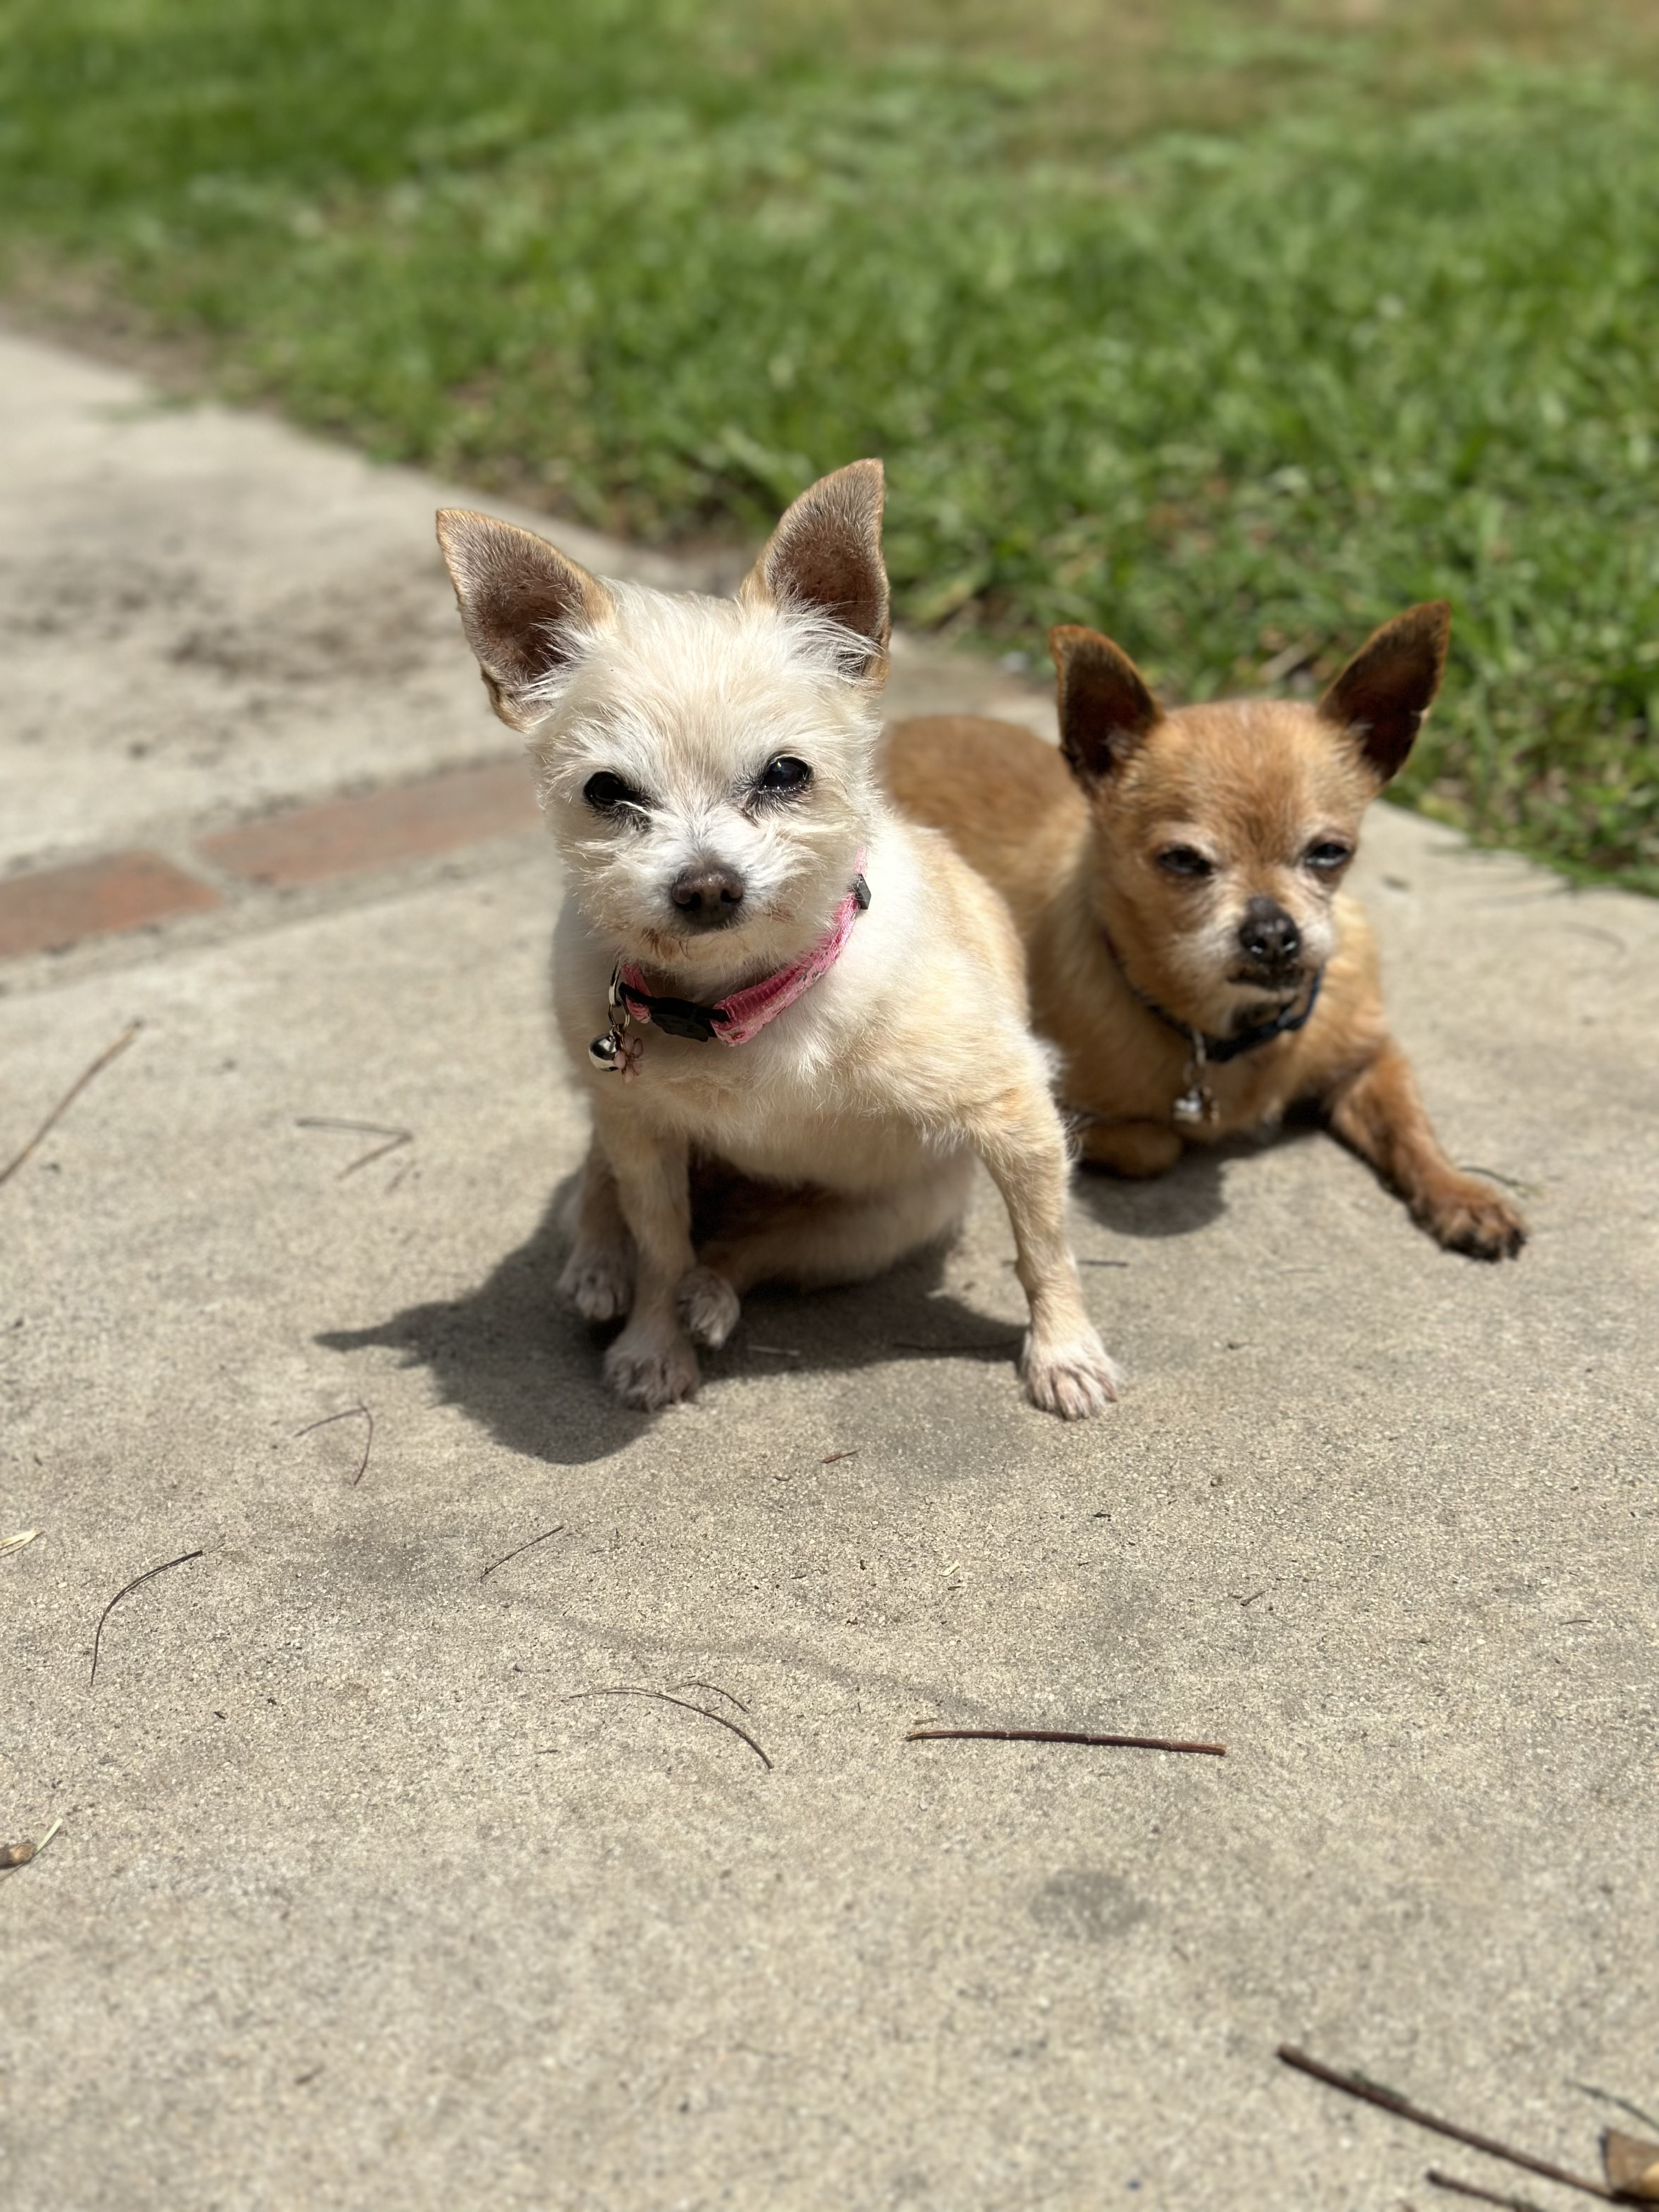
[1305,841,1352,873]
[1156,845,1214,878]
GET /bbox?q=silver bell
[588,1031,621,1071]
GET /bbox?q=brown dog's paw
[1022,1328,1121,1420]
[1075,1118,1184,1178]
[560,1242,635,1324]
[677,1265,741,1349]
[1417,1174,1528,1261]
[602,1325,701,1409]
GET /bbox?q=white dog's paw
[602,1323,700,1410]
[1022,1328,1120,1420]
[676,1265,741,1350]
[560,1241,635,1325]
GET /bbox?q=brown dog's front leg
[1326,1039,1526,1259]
[971,1082,1120,1418]
[594,1115,703,1407]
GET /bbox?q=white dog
[437,461,1118,1417]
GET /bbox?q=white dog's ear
[740,460,890,678]
[436,509,614,731]
[1049,624,1164,788]
[1317,600,1450,783]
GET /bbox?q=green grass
[3,1,1658,888]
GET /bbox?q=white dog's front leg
[596,1114,701,1409]
[969,1079,1120,1420]
[558,1136,636,1323]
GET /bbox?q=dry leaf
[1606,2130,1659,2200]
[1,1530,41,1559]
[0,1818,60,1871]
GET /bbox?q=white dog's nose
[670,861,746,929]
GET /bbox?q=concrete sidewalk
[2,328,1655,2212]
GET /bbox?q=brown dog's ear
[1049,625,1164,786]
[436,509,615,732]
[1317,601,1451,783]
[740,460,890,677]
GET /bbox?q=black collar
[1102,929,1323,1064]
[614,979,722,1042]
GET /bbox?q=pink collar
[619,860,870,1048]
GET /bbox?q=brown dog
[884,605,1526,1259]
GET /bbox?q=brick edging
[0,756,541,962]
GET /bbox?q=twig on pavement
[1568,2084,1659,2140]
[294,1403,374,1486]
[1,1021,142,1189]
[675,1679,750,1713]
[907,1726,1226,1756]
[295,1117,413,1178]
[90,1551,204,1687]
[1277,2047,1615,2201]
[479,1524,565,1581]
[559,1686,772,1770]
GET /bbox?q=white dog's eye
[584,771,646,815]
[756,755,812,796]
[1304,840,1353,873]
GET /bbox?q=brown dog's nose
[1238,898,1301,968]
[670,861,746,929]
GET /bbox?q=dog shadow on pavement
[1063,1117,1333,1244]
[1071,1141,1233,1242]
[318,1171,1071,1469]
